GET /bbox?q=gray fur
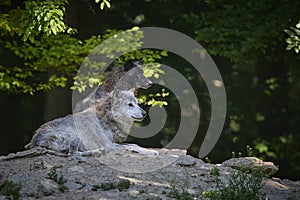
[30,90,158,155]
[73,60,152,113]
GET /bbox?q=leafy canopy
[0,0,166,94]
[185,0,300,63]
[285,20,300,54]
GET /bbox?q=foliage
[181,0,300,180]
[186,0,300,63]
[285,20,300,54]
[0,180,22,200]
[0,0,167,94]
[2,34,84,94]
[168,179,194,200]
[92,179,130,191]
[0,0,75,42]
[202,168,265,200]
[95,0,111,10]
[138,88,169,107]
[71,27,167,93]
[231,145,254,158]
[46,168,68,192]
[246,145,254,157]
[0,0,76,92]
[1,27,166,94]
[209,167,220,177]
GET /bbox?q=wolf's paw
[90,148,106,157]
[113,143,159,155]
[129,148,159,155]
[78,148,105,157]
[142,149,159,155]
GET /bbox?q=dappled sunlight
[117,176,170,188]
[265,179,290,190]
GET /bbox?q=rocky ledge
[0,148,299,199]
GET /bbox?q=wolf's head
[123,59,143,72]
[111,89,146,122]
[118,59,152,90]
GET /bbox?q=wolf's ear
[113,89,124,98]
[134,59,143,65]
[124,59,135,71]
[106,91,113,98]
[128,88,135,94]
[124,59,143,71]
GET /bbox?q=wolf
[29,89,158,155]
[73,59,152,113]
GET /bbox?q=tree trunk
[43,0,78,121]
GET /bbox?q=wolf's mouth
[131,116,145,121]
[141,83,152,89]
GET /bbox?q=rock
[175,156,197,167]
[68,166,85,173]
[128,189,140,197]
[39,179,60,195]
[64,181,83,190]
[0,149,298,199]
[221,157,279,176]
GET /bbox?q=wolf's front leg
[113,143,159,155]
[68,138,105,156]
[77,148,106,157]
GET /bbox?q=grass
[46,168,68,192]
[209,167,220,177]
[0,180,22,200]
[202,165,265,200]
[168,179,194,200]
[92,179,130,191]
[232,145,254,158]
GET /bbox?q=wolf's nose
[143,81,153,89]
[148,80,153,86]
[142,111,147,117]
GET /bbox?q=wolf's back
[30,115,77,153]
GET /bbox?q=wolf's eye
[128,103,133,107]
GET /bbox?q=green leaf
[296,21,300,29]
[100,2,105,10]
[160,51,168,56]
[104,0,110,8]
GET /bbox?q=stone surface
[221,157,279,175]
[0,148,299,200]
[39,179,60,195]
